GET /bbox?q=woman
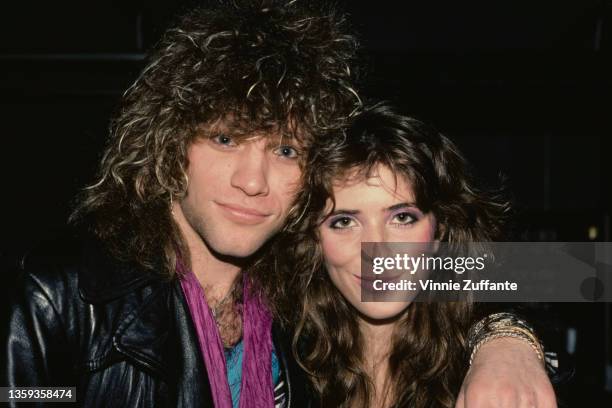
[277,102,515,407]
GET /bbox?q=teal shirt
[224,340,281,408]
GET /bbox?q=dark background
[1,0,611,406]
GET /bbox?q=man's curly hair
[71,0,361,284]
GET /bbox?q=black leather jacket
[1,234,309,407]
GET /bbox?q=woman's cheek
[321,232,360,268]
[320,234,354,291]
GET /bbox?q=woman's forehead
[330,165,416,203]
[332,164,410,189]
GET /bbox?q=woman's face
[318,164,438,321]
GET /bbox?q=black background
[1,1,611,405]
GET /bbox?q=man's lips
[215,202,272,224]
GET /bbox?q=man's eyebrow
[267,134,300,145]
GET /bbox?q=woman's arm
[455,308,564,408]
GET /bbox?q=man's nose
[230,141,270,196]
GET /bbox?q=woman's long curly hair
[275,102,511,407]
[70,0,361,297]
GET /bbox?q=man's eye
[211,134,235,146]
[273,145,299,159]
[330,216,356,229]
[392,212,416,225]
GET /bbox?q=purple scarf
[178,262,274,408]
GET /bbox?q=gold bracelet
[468,313,545,367]
[468,312,541,348]
[469,330,544,366]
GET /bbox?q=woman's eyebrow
[327,209,360,216]
[386,202,417,212]
[327,203,417,216]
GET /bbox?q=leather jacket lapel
[113,283,170,379]
[110,279,214,407]
[77,236,173,381]
[272,323,310,408]
[170,279,214,407]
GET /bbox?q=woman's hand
[456,337,557,408]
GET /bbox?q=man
[2,1,557,407]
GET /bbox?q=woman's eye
[330,216,356,229]
[211,134,235,146]
[392,212,416,225]
[274,145,299,159]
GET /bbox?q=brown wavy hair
[275,102,511,407]
[70,0,361,296]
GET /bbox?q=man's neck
[189,240,241,303]
[172,203,241,303]
[171,202,245,347]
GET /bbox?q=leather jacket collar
[78,234,158,304]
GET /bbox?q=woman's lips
[354,272,413,297]
[353,272,406,283]
[215,202,271,225]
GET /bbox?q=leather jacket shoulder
[1,231,309,407]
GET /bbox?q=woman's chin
[352,301,412,323]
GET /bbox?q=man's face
[176,128,302,259]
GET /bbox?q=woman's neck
[359,316,397,408]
